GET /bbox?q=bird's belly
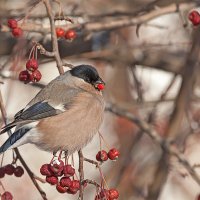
[35,98,104,154]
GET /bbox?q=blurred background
[0,0,200,199]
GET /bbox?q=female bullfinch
[0,65,105,154]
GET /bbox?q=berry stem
[0,180,5,191]
[98,167,109,190]
[29,44,36,59]
[98,131,110,150]
[0,153,4,168]
[98,131,102,151]
[34,45,38,60]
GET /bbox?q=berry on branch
[26,59,38,72]
[56,28,65,38]
[1,191,13,200]
[12,27,23,37]
[188,10,200,26]
[96,150,108,162]
[108,148,120,161]
[65,29,77,40]
[14,166,24,177]
[7,19,18,29]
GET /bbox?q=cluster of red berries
[7,19,23,37]
[19,58,42,83]
[1,191,13,200]
[40,159,84,194]
[56,28,77,40]
[95,189,119,200]
[188,10,200,26]
[96,148,120,162]
[0,164,24,178]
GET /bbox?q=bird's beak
[96,77,105,85]
[94,77,105,90]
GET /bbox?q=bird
[0,64,105,154]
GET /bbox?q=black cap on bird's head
[70,65,105,90]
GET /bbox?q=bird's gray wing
[1,101,63,134]
[14,101,63,121]
[1,84,82,134]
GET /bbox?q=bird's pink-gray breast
[35,91,105,153]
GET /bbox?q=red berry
[14,166,24,177]
[12,27,23,37]
[46,176,58,185]
[40,164,53,176]
[1,191,13,200]
[4,164,15,175]
[109,189,119,199]
[29,70,42,82]
[97,83,105,91]
[56,184,67,193]
[65,29,77,40]
[18,70,30,83]
[67,180,80,194]
[71,180,80,188]
[60,177,72,187]
[7,19,18,29]
[63,165,75,177]
[56,28,65,38]
[50,159,64,174]
[67,187,78,194]
[188,10,200,26]
[0,168,5,178]
[96,150,108,162]
[108,148,120,161]
[26,59,38,72]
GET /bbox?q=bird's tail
[0,127,31,154]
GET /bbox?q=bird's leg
[53,150,57,157]
[58,150,63,160]
[50,151,58,164]
[64,151,68,164]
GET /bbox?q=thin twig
[78,150,84,200]
[84,179,100,188]
[84,158,99,167]
[1,2,196,34]
[43,0,64,74]
[0,89,47,200]
[36,43,55,57]
[106,103,200,186]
